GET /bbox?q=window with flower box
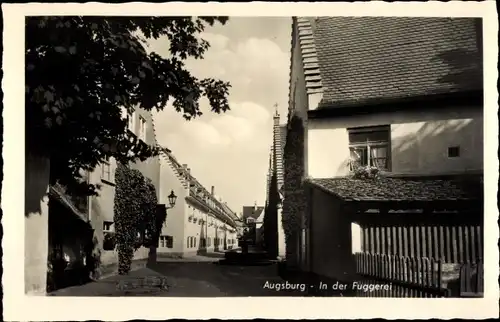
[348,125,391,171]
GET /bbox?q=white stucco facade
[307,105,483,178]
[157,154,238,258]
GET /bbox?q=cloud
[202,33,230,51]
[154,100,271,150]
[149,21,290,210]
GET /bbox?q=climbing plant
[114,163,158,274]
[282,115,306,266]
[142,178,159,248]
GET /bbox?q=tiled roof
[307,176,482,203]
[242,206,265,220]
[279,125,287,161]
[159,147,237,225]
[302,16,482,108]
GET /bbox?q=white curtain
[370,146,387,169]
[350,147,367,168]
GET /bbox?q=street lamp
[167,190,177,209]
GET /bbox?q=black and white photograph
[2,1,498,321]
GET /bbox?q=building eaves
[306,176,482,204]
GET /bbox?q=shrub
[114,163,158,274]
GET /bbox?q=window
[160,235,173,248]
[103,221,114,232]
[138,116,147,141]
[194,238,197,248]
[127,109,136,132]
[101,157,112,183]
[119,106,135,132]
[348,125,390,170]
[187,236,191,248]
[448,146,460,158]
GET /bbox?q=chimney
[211,185,215,195]
[181,164,190,175]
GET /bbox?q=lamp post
[167,190,177,209]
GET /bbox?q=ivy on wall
[282,115,306,266]
[114,163,158,274]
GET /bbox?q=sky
[148,17,291,214]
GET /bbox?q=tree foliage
[114,163,158,274]
[26,16,231,196]
[282,115,306,265]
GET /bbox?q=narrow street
[49,256,305,297]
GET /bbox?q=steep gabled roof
[276,124,287,191]
[294,16,482,109]
[265,118,287,202]
[279,125,287,163]
[242,206,265,220]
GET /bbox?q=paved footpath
[49,258,306,297]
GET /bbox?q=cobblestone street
[49,258,305,297]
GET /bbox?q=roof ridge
[150,111,159,146]
[159,148,190,189]
[158,147,237,217]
